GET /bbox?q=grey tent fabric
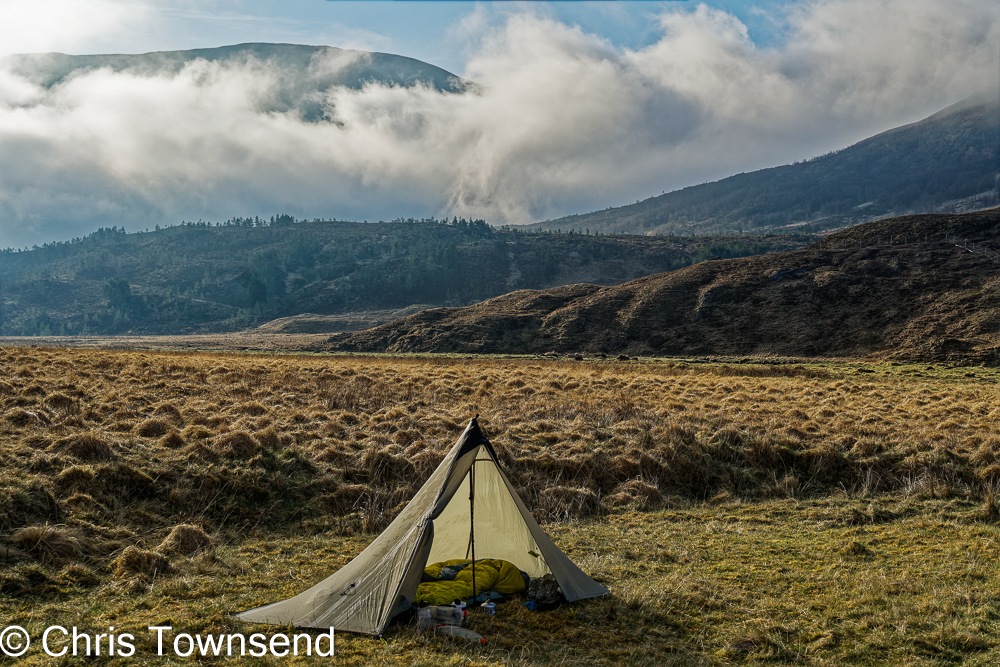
[236,418,608,635]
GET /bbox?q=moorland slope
[533,94,1000,236]
[328,209,1000,363]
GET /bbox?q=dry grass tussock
[0,347,997,600]
[112,545,171,580]
[0,348,1000,664]
[157,524,212,556]
[7,525,85,565]
[1,350,997,519]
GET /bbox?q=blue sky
[1,2,793,75]
[154,1,794,76]
[0,1,996,247]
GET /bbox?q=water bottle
[417,605,432,630]
[433,606,464,626]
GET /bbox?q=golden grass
[1,346,999,664]
[157,524,212,556]
[5,500,1000,665]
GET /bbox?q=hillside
[0,217,815,336]
[1,43,468,121]
[327,209,1000,364]
[533,94,1000,236]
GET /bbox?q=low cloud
[0,0,997,248]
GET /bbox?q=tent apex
[457,416,491,458]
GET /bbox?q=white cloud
[783,0,998,120]
[0,0,150,56]
[314,23,393,54]
[0,0,997,248]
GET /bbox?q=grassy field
[1,347,998,665]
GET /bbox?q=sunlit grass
[1,346,998,664]
[5,500,1000,665]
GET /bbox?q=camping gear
[435,626,487,645]
[236,417,607,635]
[528,573,565,607]
[483,601,497,616]
[417,558,526,605]
[417,605,432,629]
[417,605,464,630]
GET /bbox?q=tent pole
[470,461,476,601]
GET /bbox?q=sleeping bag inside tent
[416,558,528,606]
[236,417,608,635]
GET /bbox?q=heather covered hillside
[329,209,1000,364]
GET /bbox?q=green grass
[5,497,1000,665]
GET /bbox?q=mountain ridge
[0,43,470,122]
[531,94,1000,237]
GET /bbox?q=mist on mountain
[0,2,996,248]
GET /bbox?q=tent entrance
[427,445,551,578]
[465,458,496,554]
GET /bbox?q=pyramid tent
[236,417,608,635]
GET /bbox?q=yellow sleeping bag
[416,559,527,606]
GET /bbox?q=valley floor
[0,347,997,665]
[5,499,1000,666]
[0,333,331,353]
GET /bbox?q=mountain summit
[1,43,469,121]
